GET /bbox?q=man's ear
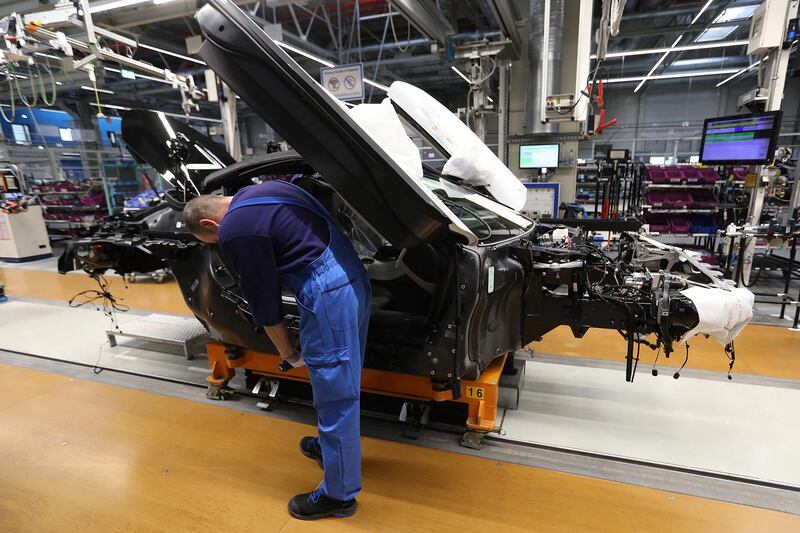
[199,218,220,229]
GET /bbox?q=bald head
[183,194,232,243]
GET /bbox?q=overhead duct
[525,0,564,133]
[389,0,454,46]
[486,0,522,59]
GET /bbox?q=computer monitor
[519,144,560,169]
[607,148,630,162]
[699,111,782,165]
[594,143,612,160]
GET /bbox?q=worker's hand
[282,351,305,368]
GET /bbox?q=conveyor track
[3,346,799,494]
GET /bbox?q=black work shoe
[299,436,323,469]
[288,489,357,520]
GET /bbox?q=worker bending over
[183,178,371,520]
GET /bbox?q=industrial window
[59,128,74,142]
[695,25,738,43]
[11,124,31,145]
[714,5,758,24]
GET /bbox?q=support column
[498,62,509,163]
[219,82,242,160]
[742,0,799,283]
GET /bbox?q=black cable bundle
[68,275,129,331]
[724,341,736,380]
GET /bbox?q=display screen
[520,144,559,169]
[608,149,629,161]
[699,111,782,165]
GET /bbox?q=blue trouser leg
[301,259,370,502]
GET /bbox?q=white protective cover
[677,286,754,346]
[347,98,478,245]
[387,81,528,211]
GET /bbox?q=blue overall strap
[279,180,339,226]
[226,196,327,220]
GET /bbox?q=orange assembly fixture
[206,341,506,433]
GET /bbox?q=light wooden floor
[3,266,798,380]
[0,363,797,533]
[0,267,191,316]
[533,323,800,379]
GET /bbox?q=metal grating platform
[107,313,209,360]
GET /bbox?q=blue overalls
[227,182,371,501]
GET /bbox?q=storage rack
[31,179,108,238]
[575,160,639,218]
[640,165,749,239]
[575,162,599,215]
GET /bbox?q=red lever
[586,80,617,135]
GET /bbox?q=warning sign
[320,63,364,101]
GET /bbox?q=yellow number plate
[465,386,485,400]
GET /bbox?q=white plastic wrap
[387,81,527,211]
[678,286,755,346]
[442,140,496,186]
[348,99,423,182]
[346,98,477,245]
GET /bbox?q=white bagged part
[442,139,496,186]
[348,98,423,182]
[678,286,754,346]
[387,81,527,211]
[347,98,477,245]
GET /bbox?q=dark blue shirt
[219,180,330,326]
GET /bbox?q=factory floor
[2,262,799,379]
[0,361,797,533]
[2,258,800,531]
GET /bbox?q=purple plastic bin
[665,167,684,182]
[665,191,692,207]
[647,167,669,183]
[670,217,691,234]
[647,191,667,206]
[699,168,719,183]
[645,214,671,233]
[681,168,701,182]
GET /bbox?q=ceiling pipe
[349,30,501,55]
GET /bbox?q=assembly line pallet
[204,341,525,448]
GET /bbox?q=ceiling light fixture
[81,85,115,94]
[691,0,715,24]
[605,68,739,84]
[451,66,471,84]
[275,41,335,68]
[634,0,714,93]
[716,56,768,87]
[364,79,390,91]
[89,0,151,14]
[593,39,748,59]
[89,102,223,123]
[137,43,206,65]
